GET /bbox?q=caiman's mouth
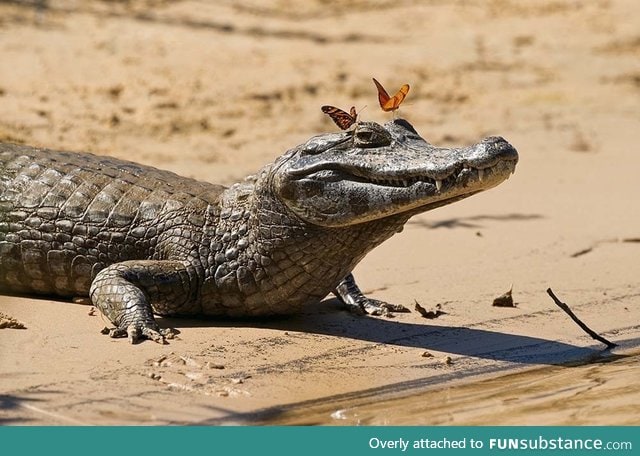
[302,158,517,194]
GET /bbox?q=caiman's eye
[353,123,392,148]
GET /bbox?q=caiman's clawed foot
[91,260,188,344]
[357,298,410,317]
[101,324,177,344]
[333,273,410,318]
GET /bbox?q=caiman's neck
[237,171,409,308]
[207,164,411,316]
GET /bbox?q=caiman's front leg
[333,273,410,317]
[90,260,195,344]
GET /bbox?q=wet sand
[254,350,640,425]
[1,0,639,425]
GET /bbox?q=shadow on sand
[160,297,601,367]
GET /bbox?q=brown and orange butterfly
[372,78,410,112]
[321,105,358,130]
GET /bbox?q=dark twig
[546,288,617,349]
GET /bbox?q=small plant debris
[414,301,446,319]
[570,247,593,258]
[571,237,640,257]
[492,285,516,307]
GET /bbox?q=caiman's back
[0,143,224,297]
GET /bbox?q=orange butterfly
[372,78,410,112]
[321,105,358,130]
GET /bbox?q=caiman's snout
[483,136,519,165]
[454,135,517,195]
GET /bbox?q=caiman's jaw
[273,119,518,227]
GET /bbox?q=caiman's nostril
[485,136,518,162]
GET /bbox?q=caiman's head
[271,119,518,227]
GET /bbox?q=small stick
[546,288,617,349]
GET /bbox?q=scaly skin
[0,119,518,343]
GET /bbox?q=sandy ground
[0,0,639,425]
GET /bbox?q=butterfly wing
[385,84,410,111]
[372,78,391,109]
[373,78,410,112]
[321,105,357,130]
[385,84,409,111]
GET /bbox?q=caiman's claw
[101,324,176,344]
[140,326,176,344]
[357,298,410,317]
[334,273,410,318]
[361,300,410,316]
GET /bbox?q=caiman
[0,119,518,343]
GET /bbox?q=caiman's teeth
[402,180,408,187]
[478,168,485,182]
[435,179,443,191]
